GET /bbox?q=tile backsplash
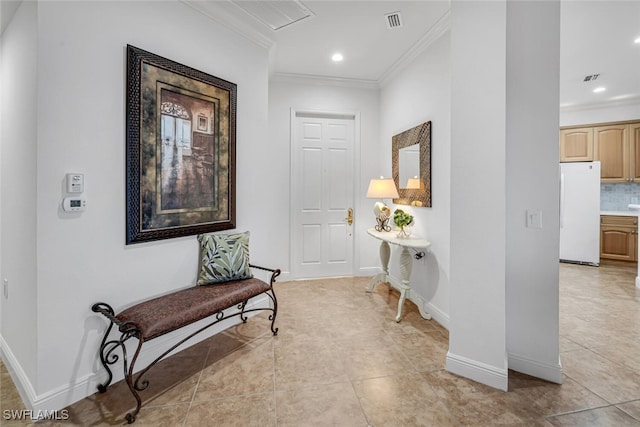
[601,183,640,211]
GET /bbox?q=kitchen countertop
[601,210,640,216]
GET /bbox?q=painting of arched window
[126,45,236,244]
[160,101,192,149]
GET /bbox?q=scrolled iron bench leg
[269,269,280,336]
[119,325,145,424]
[266,289,279,336]
[250,265,281,336]
[92,303,146,424]
[239,300,249,323]
[92,303,117,392]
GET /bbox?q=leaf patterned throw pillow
[197,231,252,285]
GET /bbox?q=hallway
[1,262,640,425]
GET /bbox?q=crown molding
[270,72,379,90]
[181,0,275,50]
[182,1,452,91]
[560,96,640,113]
[378,9,451,88]
[269,8,451,93]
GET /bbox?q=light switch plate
[526,210,543,229]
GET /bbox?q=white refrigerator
[559,161,601,266]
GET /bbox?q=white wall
[0,0,38,393]
[268,78,380,275]
[379,31,451,327]
[505,1,562,384]
[2,0,276,411]
[448,0,509,390]
[447,0,562,391]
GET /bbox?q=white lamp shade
[406,176,421,189]
[366,177,399,198]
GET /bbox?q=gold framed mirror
[392,121,431,207]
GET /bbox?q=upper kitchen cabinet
[593,123,640,183]
[632,123,640,182]
[560,120,640,181]
[560,127,593,162]
[594,124,629,182]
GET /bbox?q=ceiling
[185,0,451,86]
[185,0,640,111]
[2,1,638,110]
[560,1,640,110]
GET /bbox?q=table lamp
[366,176,399,231]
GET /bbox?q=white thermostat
[62,197,87,212]
[66,173,84,193]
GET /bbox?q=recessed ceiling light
[331,53,344,62]
[635,37,640,44]
[593,87,606,93]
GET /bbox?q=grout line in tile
[544,402,629,421]
[180,338,214,427]
[615,399,640,422]
[272,332,279,427]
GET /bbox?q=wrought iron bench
[91,265,279,424]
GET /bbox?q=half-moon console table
[366,227,432,322]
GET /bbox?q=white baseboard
[1,295,273,412]
[424,301,450,330]
[508,352,563,384]
[0,334,38,411]
[275,271,291,282]
[358,266,379,276]
[445,351,508,391]
[359,267,449,330]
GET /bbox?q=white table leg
[394,247,413,322]
[366,228,432,323]
[399,246,413,287]
[366,240,390,292]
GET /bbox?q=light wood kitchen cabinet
[594,124,629,182]
[632,123,640,182]
[593,123,640,183]
[560,127,593,162]
[600,215,638,262]
[560,121,640,182]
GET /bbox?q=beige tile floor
[1,261,640,426]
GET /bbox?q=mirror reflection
[399,145,420,189]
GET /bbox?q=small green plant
[393,209,414,228]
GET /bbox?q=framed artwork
[126,45,237,244]
[392,121,431,207]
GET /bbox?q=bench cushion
[116,278,271,340]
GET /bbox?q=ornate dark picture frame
[126,45,236,244]
[392,121,431,207]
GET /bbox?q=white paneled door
[292,113,355,279]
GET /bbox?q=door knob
[345,208,353,225]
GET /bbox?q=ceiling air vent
[583,74,600,82]
[385,11,403,29]
[232,0,313,31]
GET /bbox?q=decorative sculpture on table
[373,202,392,231]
